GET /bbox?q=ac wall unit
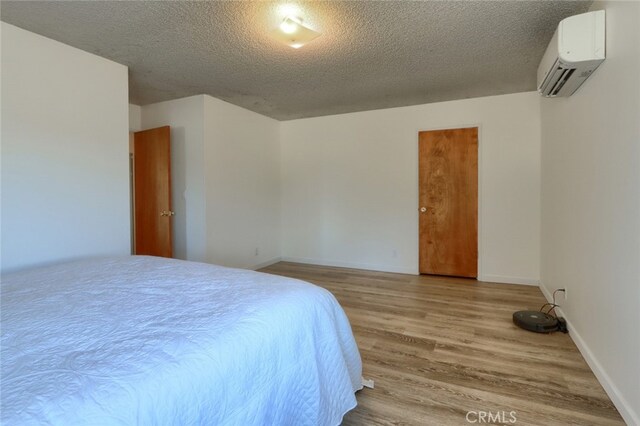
[537,10,605,97]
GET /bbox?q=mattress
[1,256,362,425]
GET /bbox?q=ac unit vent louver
[549,68,576,97]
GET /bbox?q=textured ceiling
[1,1,591,120]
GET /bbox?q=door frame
[414,123,483,279]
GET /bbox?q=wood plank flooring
[260,262,624,426]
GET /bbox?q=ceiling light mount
[271,15,320,49]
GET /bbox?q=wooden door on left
[132,126,173,258]
[418,127,478,277]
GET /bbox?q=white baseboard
[539,282,639,426]
[280,258,541,284]
[249,257,282,271]
[478,274,539,286]
[280,256,418,275]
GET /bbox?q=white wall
[129,104,142,132]
[1,23,130,273]
[141,96,206,262]
[540,2,640,423]
[280,92,541,282]
[203,95,281,269]
[139,95,281,269]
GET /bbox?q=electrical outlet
[557,288,567,301]
[392,249,398,258]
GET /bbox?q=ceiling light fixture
[279,17,299,34]
[271,16,320,49]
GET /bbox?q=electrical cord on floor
[538,289,568,333]
[539,303,559,317]
[540,289,565,318]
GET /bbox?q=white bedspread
[1,256,362,425]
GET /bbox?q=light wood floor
[260,262,624,426]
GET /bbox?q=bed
[1,256,362,425]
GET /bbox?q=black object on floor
[513,310,566,333]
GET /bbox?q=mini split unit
[538,10,606,97]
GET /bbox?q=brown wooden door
[133,126,173,258]
[419,128,477,277]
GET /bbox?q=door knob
[420,207,427,213]
[160,210,175,217]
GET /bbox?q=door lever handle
[160,210,175,217]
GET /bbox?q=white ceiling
[1,1,591,120]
